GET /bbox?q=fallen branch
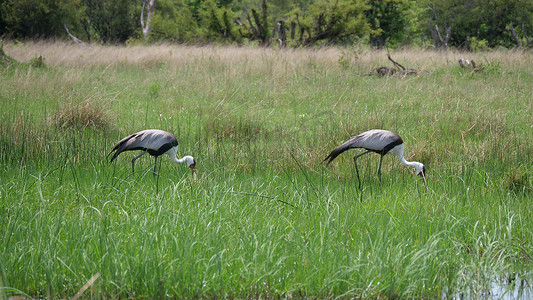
[388,54,405,70]
[364,54,417,77]
[63,24,86,46]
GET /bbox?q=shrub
[52,98,111,130]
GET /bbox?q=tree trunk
[246,12,260,39]
[290,21,296,41]
[522,24,532,47]
[428,4,451,50]
[141,0,156,40]
[506,24,522,47]
[277,20,287,47]
[251,6,269,46]
[505,24,532,48]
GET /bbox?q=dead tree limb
[506,24,522,47]
[388,54,405,70]
[63,24,86,46]
[428,4,451,50]
[506,24,533,48]
[369,54,417,77]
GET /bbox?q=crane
[324,129,426,188]
[108,129,196,175]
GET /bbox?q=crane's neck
[397,156,419,168]
[392,144,423,173]
[171,156,193,165]
[172,157,185,164]
[391,143,426,187]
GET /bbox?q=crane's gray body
[324,129,403,165]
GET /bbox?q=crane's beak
[189,163,196,176]
[418,171,427,188]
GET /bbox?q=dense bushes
[1,0,532,49]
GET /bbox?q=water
[488,278,533,300]
[444,276,532,300]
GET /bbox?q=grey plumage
[109,130,178,162]
[324,129,403,165]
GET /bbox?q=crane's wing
[324,129,403,165]
[107,130,177,162]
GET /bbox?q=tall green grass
[1,42,532,298]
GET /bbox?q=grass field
[1,41,532,299]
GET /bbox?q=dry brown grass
[5,40,531,71]
[4,41,344,69]
[51,97,112,130]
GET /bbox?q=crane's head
[413,162,427,187]
[183,156,196,175]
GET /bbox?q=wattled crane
[108,129,196,175]
[324,129,426,188]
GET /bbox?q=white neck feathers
[170,155,195,167]
[391,143,424,175]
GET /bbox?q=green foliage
[286,0,369,46]
[197,0,244,43]
[425,0,533,48]
[148,0,199,43]
[366,0,411,48]
[468,36,489,52]
[0,0,84,39]
[83,0,137,43]
[2,0,533,48]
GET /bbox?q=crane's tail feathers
[324,142,351,165]
[108,150,122,162]
[106,148,117,159]
[107,143,123,162]
[107,133,137,162]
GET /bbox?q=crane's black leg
[153,156,158,175]
[377,154,384,183]
[131,151,147,173]
[353,150,372,189]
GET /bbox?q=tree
[366,0,410,48]
[428,3,451,50]
[147,0,199,43]
[197,0,244,43]
[248,0,270,45]
[305,0,369,46]
[284,0,369,46]
[421,0,533,49]
[82,0,136,43]
[0,0,84,39]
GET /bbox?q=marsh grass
[1,41,532,298]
